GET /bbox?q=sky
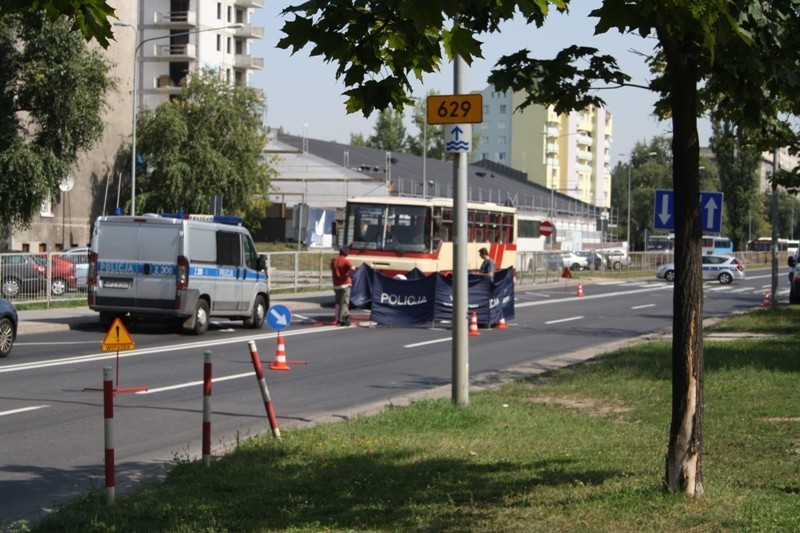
[250,2,712,167]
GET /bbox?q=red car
[32,255,78,295]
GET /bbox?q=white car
[548,251,589,271]
[656,254,746,285]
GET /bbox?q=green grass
[27,308,800,532]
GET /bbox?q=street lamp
[413,96,429,198]
[117,22,243,215]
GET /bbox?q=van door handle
[143,263,151,275]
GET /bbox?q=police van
[88,213,268,335]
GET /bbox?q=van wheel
[244,294,266,329]
[191,299,210,335]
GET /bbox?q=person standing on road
[477,247,495,281]
[330,247,355,326]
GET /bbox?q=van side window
[216,231,242,267]
[243,236,259,270]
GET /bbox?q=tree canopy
[134,68,272,216]
[0,0,116,47]
[0,12,113,229]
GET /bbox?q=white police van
[88,213,268,334]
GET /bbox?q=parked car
[656,254,745,285]
[547,251,589,271]
[0,253,46,298]
[602,249,630,270]
[582,251,603,270]
[0,297,18,357]
[32,255,78,295]
[58,247,89,289]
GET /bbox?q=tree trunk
[659,29,705,497]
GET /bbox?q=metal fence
[2,249,785,307]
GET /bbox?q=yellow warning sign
[102,318,136,352]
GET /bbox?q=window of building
[498,121,506,130]
[216,34,221,51]
[498,136,506,146]
[227,37,231,54]
[483,105,489,115]
[40,199,54,217]
[227,5,232,22]
[498,152,506,161]
[499,104,507,113]
[217,3,222,19]
[480,137,488,146]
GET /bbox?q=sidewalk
[15,292,334,335]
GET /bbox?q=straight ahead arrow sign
[653,190,723,233]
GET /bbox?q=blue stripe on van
[97,260,266,281]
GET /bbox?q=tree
[0,12,113,229]
[709,120,762,251]
[279,0,800,496]
[0,0,116,48]
[407,91,445,161]
[349,132,367,146]
[366,108,407,152]
[135,68,273,215]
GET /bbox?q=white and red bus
[342,196,517,276]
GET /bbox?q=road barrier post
[247,341,281,439]
[203,350,212,467]
[103,366,115,507]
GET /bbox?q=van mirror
[257,254,268,272]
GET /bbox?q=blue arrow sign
[267,304,292,331]
[653,190,723,233]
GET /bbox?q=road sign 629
[427,94,483,124]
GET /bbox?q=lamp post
[117,22,243,215]
[620,151,657,251]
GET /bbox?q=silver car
[656,254,746,285]
[58,247,89,289]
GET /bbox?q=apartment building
[2,0,264,253]
[477,87,614,209]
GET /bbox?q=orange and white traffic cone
[270,334,291,371]
[576,282,585,297]
[762,291,771,309]
[495,316,509,329]
[469,312,481,336]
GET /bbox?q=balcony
[154,43,197,60]
[545,143,558,154]
[235,24,265,39]
[234,0,265,7]
[152,11,197,29]
[577,150,593,161]
[233,55,264,70]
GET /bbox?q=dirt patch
[527,396,633,421]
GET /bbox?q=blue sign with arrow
[445,124,472,153]
[653,190,723,233]
[266,304,292,331]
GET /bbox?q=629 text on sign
[426,94,483,124]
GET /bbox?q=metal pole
[423,102,428,198]
[771,149,779,308]
[626,163,632,250]
[452,54,468,406]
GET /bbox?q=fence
[2,249,784,307]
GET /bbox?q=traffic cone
[762,291,771,309]
[495,316,509,329]
[469,312,481,336]
[576,281,585,297]
[270,334,291,371]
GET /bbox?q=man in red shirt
[330,247,355,326]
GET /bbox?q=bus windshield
[346,202,431,253]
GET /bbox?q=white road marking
[404,337,451,348]
[631,304,656,310]
[137,372,253,394]
[0,405,49,417]
[545,316,583,325]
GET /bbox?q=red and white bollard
[247,340,281,439]
[202,350,213,467]
[103,366,115,507]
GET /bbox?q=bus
[647,234,674,251]
[702,235,733,255]
[747,237,799,254]
[342,196,517,275]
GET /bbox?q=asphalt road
[0,269,788,529]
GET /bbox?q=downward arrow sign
[658,193,672,225]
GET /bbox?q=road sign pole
[452,53,468,406]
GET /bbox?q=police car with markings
[88,213,268,335]
[656,254,745,285]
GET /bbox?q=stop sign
[538,220,554,237]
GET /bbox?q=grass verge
[28,308,800,532]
